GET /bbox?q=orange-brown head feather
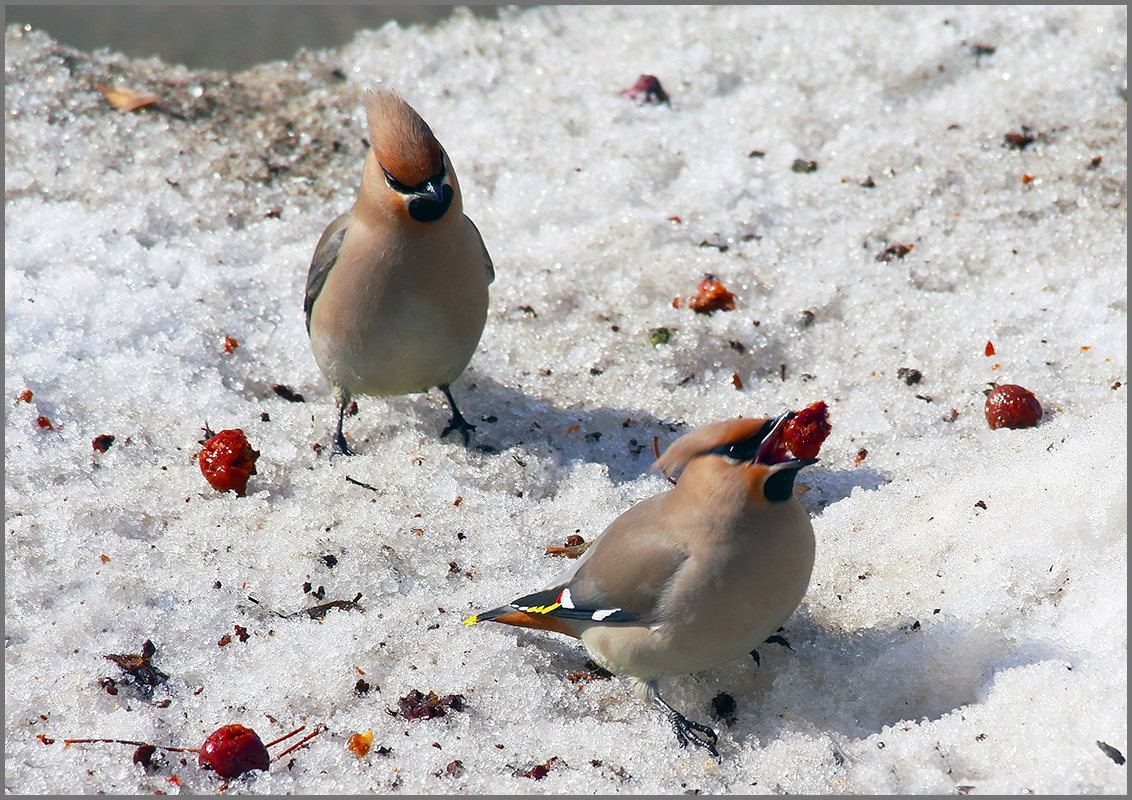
[364,89,445,186]
[652,417,769,482]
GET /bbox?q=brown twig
[286,592,364,619]
[345,476,381,492]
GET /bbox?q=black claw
[656,696,720,760]
[440,414,475,445]
[439,384,475,446]
[671,714,720,759]
[331,433,355,457]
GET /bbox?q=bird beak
[421,178,445,204]
[754,412,818,470]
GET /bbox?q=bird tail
[463,605,511,626]
[463,604,581,638]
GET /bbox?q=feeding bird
[304,89,494,455]
[465,411,826,757]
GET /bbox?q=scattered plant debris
[673,274,736,314]
[514,756,566,780]
[96,83,160,113]
[347,731,374,758]
[104,639,169,692]
[1097,740,1125,765]
[877,243,913,261]
[620,74,669,104]
[897,367,923,385]
[271,384,305,402]
[395,689,466,720]
[92,434,115,452]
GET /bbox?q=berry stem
[262,725,305,749]
[63,737,198,753]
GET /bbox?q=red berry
[985,384,1042,429]
[781,401,831,460]
[198,724,270,780]
[199,429,259,496]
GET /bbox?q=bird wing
[561,498,689,624]
[303,213,350,334]
[464,215,494,284]
[472,496,689,629]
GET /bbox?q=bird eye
[379,164,412,193]
[708,418,775,462]
[714,443,741,460]
[380,164,447,197]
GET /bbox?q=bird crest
[652,418,769,481]
[364,89,445,187]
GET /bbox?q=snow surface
[5,4,1127,795]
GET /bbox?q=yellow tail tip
[463,615,479,626]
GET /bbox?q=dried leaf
[96,84,160,113]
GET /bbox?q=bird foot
[437,384,476,446]
[331,431,355,457]
[670,712,720,759]
[657,700,720,759]
[441,414,476,446]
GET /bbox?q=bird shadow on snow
[478,604,1074,757]
[797,464,889,516]
[335,371,691,484]
[331,371,896,499]
[700,608,1077,747]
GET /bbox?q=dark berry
[985,384,1042,429]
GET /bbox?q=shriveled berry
[781,401,831,460]
[985,384,1042,429]
[198,724,270,780]
[199,429,259,496]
